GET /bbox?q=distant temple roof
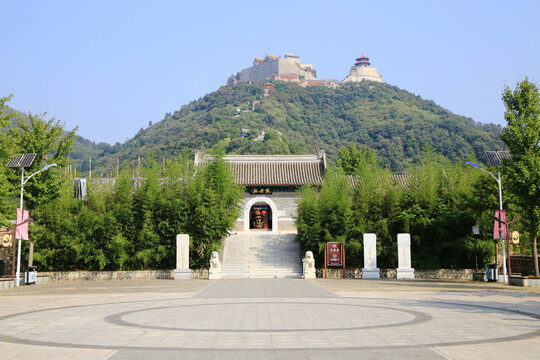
[195,152,327,187]
[355,54,371,67]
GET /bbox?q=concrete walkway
[0,279,538,359]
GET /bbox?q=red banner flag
[494,210,500,240]
[16,208,29,240]
[500,210,507,240]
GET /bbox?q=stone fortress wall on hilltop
[228,53,383,87]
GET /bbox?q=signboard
[472,226,480,235]
[326,242,343,266]
[510,231,520,244]
[16,208,29,241]
[1,231,13,247]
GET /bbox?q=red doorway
[250,202,272,230]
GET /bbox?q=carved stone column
[362,233,380,279]
[396,233,415,279]
[174,234,191,280]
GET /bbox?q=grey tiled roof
[346,173,412,190]
[197,153,327,186]
[230,160,324,186]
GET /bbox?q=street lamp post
[15,163,57,286]
[465,161,507,283]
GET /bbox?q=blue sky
[1,1,539,145]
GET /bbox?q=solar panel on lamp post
[465,153,510,283]
[7,154,57,286]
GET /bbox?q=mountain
[8,81,506,174]
[87,81,503,173]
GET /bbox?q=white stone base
[209,273,221,280]
[362,268,380,279]
[303,271,316,279]
[396,268,415,279]
[174,269,191,280]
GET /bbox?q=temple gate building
[194,150,327,233]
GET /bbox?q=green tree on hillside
[500,78,540,276]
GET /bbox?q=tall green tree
[296,149,489,270]
[8,112,77,209]
[0,95,16,224]
[336,143,379,175]
[183,155,243,268]
[500,78,540,276]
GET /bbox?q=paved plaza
[0,279,539,359]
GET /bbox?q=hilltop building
[343,54,383,83]
[228,53,382,87]
[228,54,316,85]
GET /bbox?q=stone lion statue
[209,251,222,279]
[303,251,316,279]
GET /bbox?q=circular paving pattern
[0,297,538,351]
[104,302,431,332]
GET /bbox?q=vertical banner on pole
[22,210,29,240]
[493,210,500,240]
[16,208,22,240]
[15,209,29,240]
[500,210,507,240]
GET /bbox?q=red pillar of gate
[324,244,327,279]
[342,245,346,279]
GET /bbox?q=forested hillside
[86,81,503,174]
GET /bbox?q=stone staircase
[221,232,303,279]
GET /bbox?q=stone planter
[473,272,486,281]
[509,275,540,287]
[509,275,528,286]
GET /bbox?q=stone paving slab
[0,278,538,359]
[196,278,335,298]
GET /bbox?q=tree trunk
[533,235,539,277]
[28,240,34,267]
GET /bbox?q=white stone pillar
[174,234,191,280]
[362,233,380,279]
[396,233,415,279]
